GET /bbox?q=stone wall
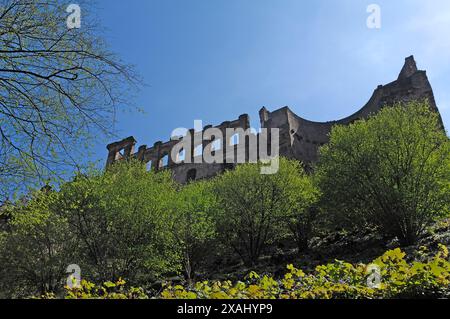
[259,56,443,167]
[106,114,254,183]
[106,56,444,183]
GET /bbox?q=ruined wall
[106,56,444,183]
[106,114,256,184]
[259,56,443,166]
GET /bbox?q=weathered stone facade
[106,56,444,183]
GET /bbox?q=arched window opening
[116,149,125,160]
[161,154,169,167]
[178,148,186,163]
[146,161,152,171]
[230,133,239,146]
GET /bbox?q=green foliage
[317,101,450,245]
[0,0,138,201]
[0,160,181,297]
[0,190,75,298]
[211,158,318,265]
[64,278,149,300]
[33,245,450,299]
[161,245,450,299]
[57,160,180,284]
[2,100,448,298]
[37,278,149,299]
[172,180,217,282]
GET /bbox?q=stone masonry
[106,56,444,184]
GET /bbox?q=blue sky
[91,0,450,165]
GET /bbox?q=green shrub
[57,160,180,284]
[211,158,318,266]
[160,244,450,299]
[0,190,76,298]
[64,278,149,299]
[37,278,149,299]
[172,180,217,282]
[317,100,450,246]
[0,160,183,297]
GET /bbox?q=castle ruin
[106,56,444,184]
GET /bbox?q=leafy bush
[172,180,217,282]
[64,278,149,300]
[57,160,180,284]
[37,278,149,299]
[160,244,450,299]
[34,245,450,299]
[0,161,182,297]
[211,158,318,266]
[0,190,76,298]
[317,101,450,246]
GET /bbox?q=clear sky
[91,0,450,165]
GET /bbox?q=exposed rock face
[106,56,444,183]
